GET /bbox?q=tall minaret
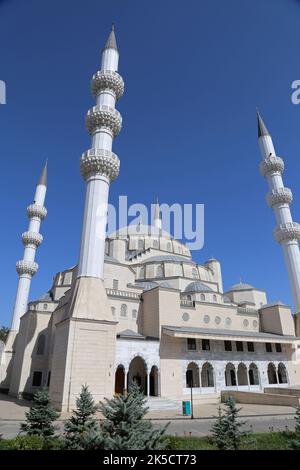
[153,197,162,230]
[78,25,123,278]
[11,163,48,331]
[258,112,300,312]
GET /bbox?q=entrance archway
[115,365,125,394]
[267,363,278,384]
[150,366,159,396]
[186,362,200,387]
[128,356,147,394]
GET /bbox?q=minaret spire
[103,24,118,51]
[153,197,162,230]
[79,26,124,279]
[10,164,48,331]
[258,112,300,312]
[38,160,48,187]
[257,111,270,138]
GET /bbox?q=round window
[225,317,232,326]
[243,319,249,327]
[182,312,190,322]
[215,316,221,325]
[204,315,210,324]
[253,320,258,328]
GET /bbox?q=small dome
[134,280,172,291]
[184,281,214,293]
[229,282,254,291]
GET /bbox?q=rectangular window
[113,279,119,290]
[266,343,272,353]
[275,343,282,353]
[224,340,232,351]
[47,371,51,387]
[202,339,210,351]
[187,338,196,351]
[236,341,244,352]
[32,371,42,387]
[247,342,255,352]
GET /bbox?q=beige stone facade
[2,226,300,410]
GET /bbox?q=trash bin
[182,400,191,416]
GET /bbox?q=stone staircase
[146,393,220,411]
[146,397,181,411]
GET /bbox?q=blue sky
[1,0,300,326]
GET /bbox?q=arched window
[43,303,48,310]
[132,309,137,319]
[186,362,200,387]
[156,264,164,278]
[192,268,198,279]
[267,363,277,384]
[120,304,127,318]
[111,307,116,317]
[200,294,205,301]
[138,239,144,251]
[278,363,288,384]
[37,334,46,355]
[248,363,259,386]
[213,294,217,302]
[225,363,236,387]
[167,242,172,252]
[153,239,159,249]
[113,279,119,290]
[201,362,214,387]
[237,363,248,386]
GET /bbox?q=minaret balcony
[80,148,120,182]
[86,105,122,136]
[27,203,47,220]
[22,231,43,247]
[274,222,300,243]
[267,187,293,208]
[260,155,284,177]
[16,260,38,277]
[91,70,124,100]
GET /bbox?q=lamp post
[190,377,194,420]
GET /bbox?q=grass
[167,432,299,450]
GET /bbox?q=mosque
[1,27,300,411]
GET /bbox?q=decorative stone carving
[86,105,122,136]
[80,148,120,182]
[22,231,43,247]
[91,70,124,100]
[16,260,38,276]
[267,187,293,208]
[27,203,47,220]
[274,222,300,243]
[260,155,284,177]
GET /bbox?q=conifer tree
[210,397,251,450]
[63,384,103,450]
[21,388,60,439]
[294,404,300,433]
[99,382,168,450]
[210,406,228,450]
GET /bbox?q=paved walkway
[0,393,297,438]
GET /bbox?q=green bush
[0,435,63,450]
